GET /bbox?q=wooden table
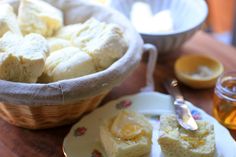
[0,31,235,157]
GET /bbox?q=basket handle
[140,44,158,92]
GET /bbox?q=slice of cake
[100,110,152,157]
[158,114,216,157]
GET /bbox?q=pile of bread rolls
[0,0,127,83]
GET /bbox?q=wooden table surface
[0,31,236,157]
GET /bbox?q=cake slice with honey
[100,110,152,157]
[158,114,216,157]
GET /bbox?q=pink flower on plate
[191,109,202,120]
[116,100,132,109]
[74,127,87,136]
[91,149,102,157]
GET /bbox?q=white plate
[63,92,236,157]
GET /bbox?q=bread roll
[0,32,48,83]
[100,110,152,157]
[18,0,63,37]
[158,115,216,157]
[0,4,21,37]
[40,47,96,82]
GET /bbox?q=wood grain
[0,31,235,157]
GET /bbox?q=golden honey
[213,71,236,129]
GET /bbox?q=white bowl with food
[0,0,157,129]
[108,0,208,54]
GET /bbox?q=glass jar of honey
[213,71,236,129]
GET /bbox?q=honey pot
[213,71,236,129]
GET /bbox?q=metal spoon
[164,79,198,131]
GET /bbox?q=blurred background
[207,0,236,45]
[94,0,236,46]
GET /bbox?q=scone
[100,110,152,157]
[47,37,71,53]
[0,4,21,37]
[0,32,48,83]
[39,47,96,82]
[72,18,128,70]
[18,0,63,37]
[55,24,82,40]
[158,115,216,157]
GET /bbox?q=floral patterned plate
[63,92,236,157]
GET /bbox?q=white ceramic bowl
[108,0,208,54]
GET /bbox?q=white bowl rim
[108,0,208,37]
[139,0,208,36]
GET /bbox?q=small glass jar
[213,71,236,130]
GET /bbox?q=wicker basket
[0,0,157,129]
[0,92,108,129]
